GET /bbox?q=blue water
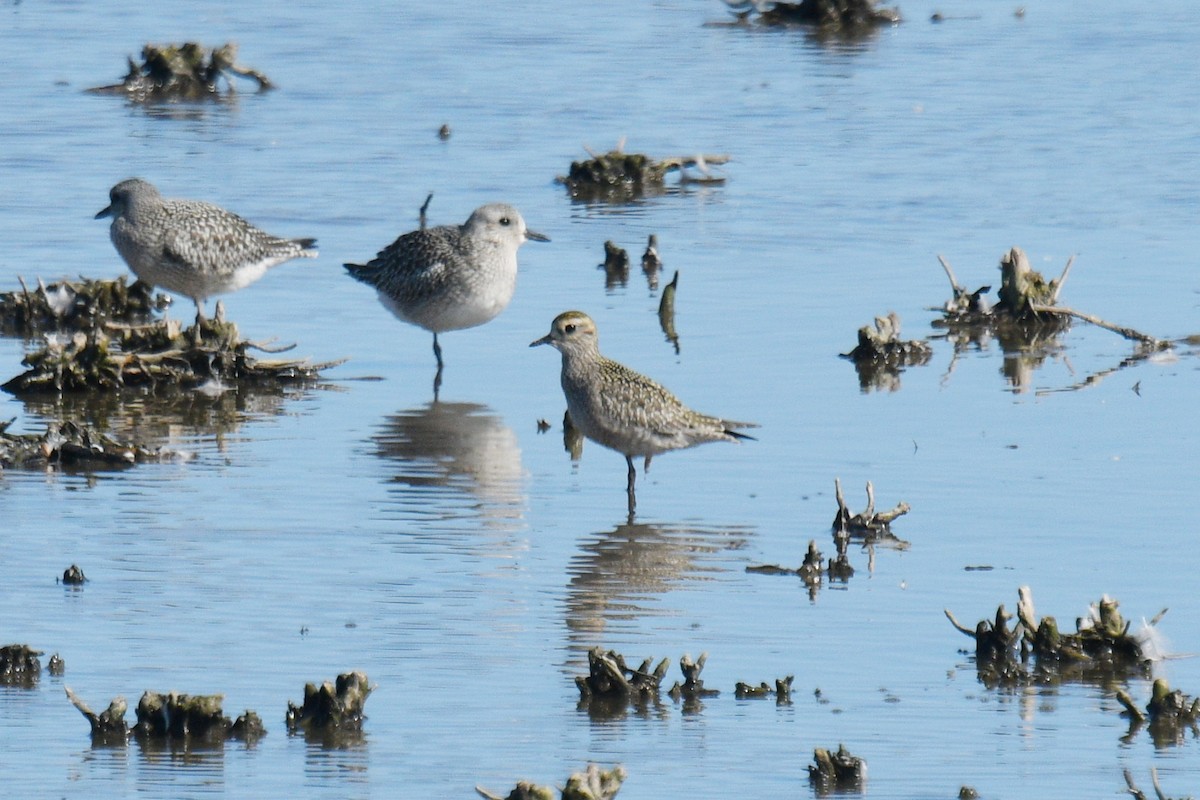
[1,1,1198,797]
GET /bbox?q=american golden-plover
[531,310,756,509]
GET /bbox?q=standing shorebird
[531,310,756,511]
[96,178,318,328]
[344,203,549,380]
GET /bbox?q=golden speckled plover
[531,310,756,510]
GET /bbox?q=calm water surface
[1,1,1198,797]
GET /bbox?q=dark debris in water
[558,146,729,203]
[734,674,793,702]
[842,312,932,391]
[1,644,44,687]
[87,42,275,102]
[748,479,908,598]
[945,586,1163,687]
[667,652,720,703]
[833,477,910,536]
[65,687,265,744]
[576,647,670,703]
[1117,678,1200,747]
[807,743,867,793]
[716,0,901,32]
[934,247,1168,349]
[476,763,628,800]
[2,313,344,396]
[285,671,374,738]
[0,418,183,470]
[61,564,87,585]
[0,276,170,338]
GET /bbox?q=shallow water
[1,0,1198,797]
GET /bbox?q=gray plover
[345,203,548,371]
[95,178,318,325]
[531,310,756,508]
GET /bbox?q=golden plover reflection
[531,310,756,509]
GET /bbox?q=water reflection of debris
[564,518,754,646]
[371,401,524,527]
[16,383,307,454]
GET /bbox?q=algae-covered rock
[2,314,343,396]
[719,0,900,32]
[0,276,169,338]
[87,42,275,102]
[286,671,374,734]
[0,644,43,686]
[559,148,728,202]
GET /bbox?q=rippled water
[2,1,1198,797]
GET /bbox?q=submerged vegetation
[87,42,275,102]
[477,763,628,800]
[0,276,342,395]
[65,687,265,744]
[558,146,729,202]
[0,276,169,337]
[715,0,901,33]
[945,586,1164,686]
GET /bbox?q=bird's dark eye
[564,324,576,334]
[499,217,511,226]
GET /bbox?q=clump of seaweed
[285,671,374,736]
[558,145,729,202]
[667,652,720,704]
[807,744,867,793]
[0,418,184,469]
[2,311,343,395]
[945,586,1164,686]
[600,240,630,289]
[65,687,264,744]
[641,234,662,290]
[87,42,274,102]
[832,478,910,537]
[576,647,670,703]
[477,763,627,800]
[735,674,794,702]
[935,248,1169,349]
[1116,678,1200,747]
[61,564,87,585]
[0,276,170,337]
[747,479,907,597]
[718,0,900,32]
[842,312,932,392]
[1,644,43,687]
[932,247,1177,394]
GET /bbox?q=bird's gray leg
[644,455,653,473]
[432,332,444,369]
[626,455,637,514]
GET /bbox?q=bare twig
[1049,254,1076,303]
[1028,303,1167,348]
[944,609,977,638]
[937,254,965,295]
